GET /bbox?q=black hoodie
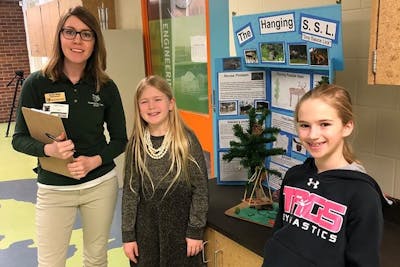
[262,158,385,267]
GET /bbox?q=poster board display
[215,59,329,186]
[215,4,342,188]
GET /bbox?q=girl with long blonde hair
[122,75,208,266]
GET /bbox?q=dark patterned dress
[122,130,208,267]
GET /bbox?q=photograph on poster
[288,43,308,65]
[254,100,269,114]
[223,57,242,70]
[270,71,310,111]
[292,137,307,155]
[219,101,238,116]
[260,42,285,63]
[251,71,264,80]
[219,152,248,182]
[244,49,258,64]
[309,47,329,66]
[313,73,329,88]
[239,100,253,115]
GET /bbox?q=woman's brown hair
[42,6,109,92]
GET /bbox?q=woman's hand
[44,132,74,159]
[186,237,203,257]
[67,155,102,179]
[123,241,139,263]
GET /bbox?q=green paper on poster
[225,202,278,228]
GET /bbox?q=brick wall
[0,0,30,123]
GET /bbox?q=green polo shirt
[12,71,128,186]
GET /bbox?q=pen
[45,132,76,153]
[45,132,59,142]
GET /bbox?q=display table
[204,179,267,266]
[206,179,272,256]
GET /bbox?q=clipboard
[21,107,74,178]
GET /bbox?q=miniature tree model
[223,107,285,207]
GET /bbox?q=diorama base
[224,201,278,228]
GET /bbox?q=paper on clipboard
[21,107,74,178]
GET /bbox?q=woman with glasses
[12,6,127,267]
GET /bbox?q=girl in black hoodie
[262,84,387,267]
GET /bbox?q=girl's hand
[123,241,139,263]
[186,237,203,257]
[67,155,102,179]
[44,132,74,159]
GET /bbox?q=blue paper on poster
[232,4,344,71]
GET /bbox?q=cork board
[367,0,379,84]
[369,0,400,85]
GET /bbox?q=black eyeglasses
[61,28,95,41]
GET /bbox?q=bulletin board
[215,4,342,189]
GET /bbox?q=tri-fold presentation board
[214,4,343,189]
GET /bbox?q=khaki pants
[35,177,118,267]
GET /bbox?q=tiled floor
[0,123,127,266]
[0,122,37,181]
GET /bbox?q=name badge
[42,103,69,118]
[44,92,66,103]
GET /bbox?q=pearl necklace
[144,129,171,159]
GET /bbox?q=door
[141,0,214,176]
